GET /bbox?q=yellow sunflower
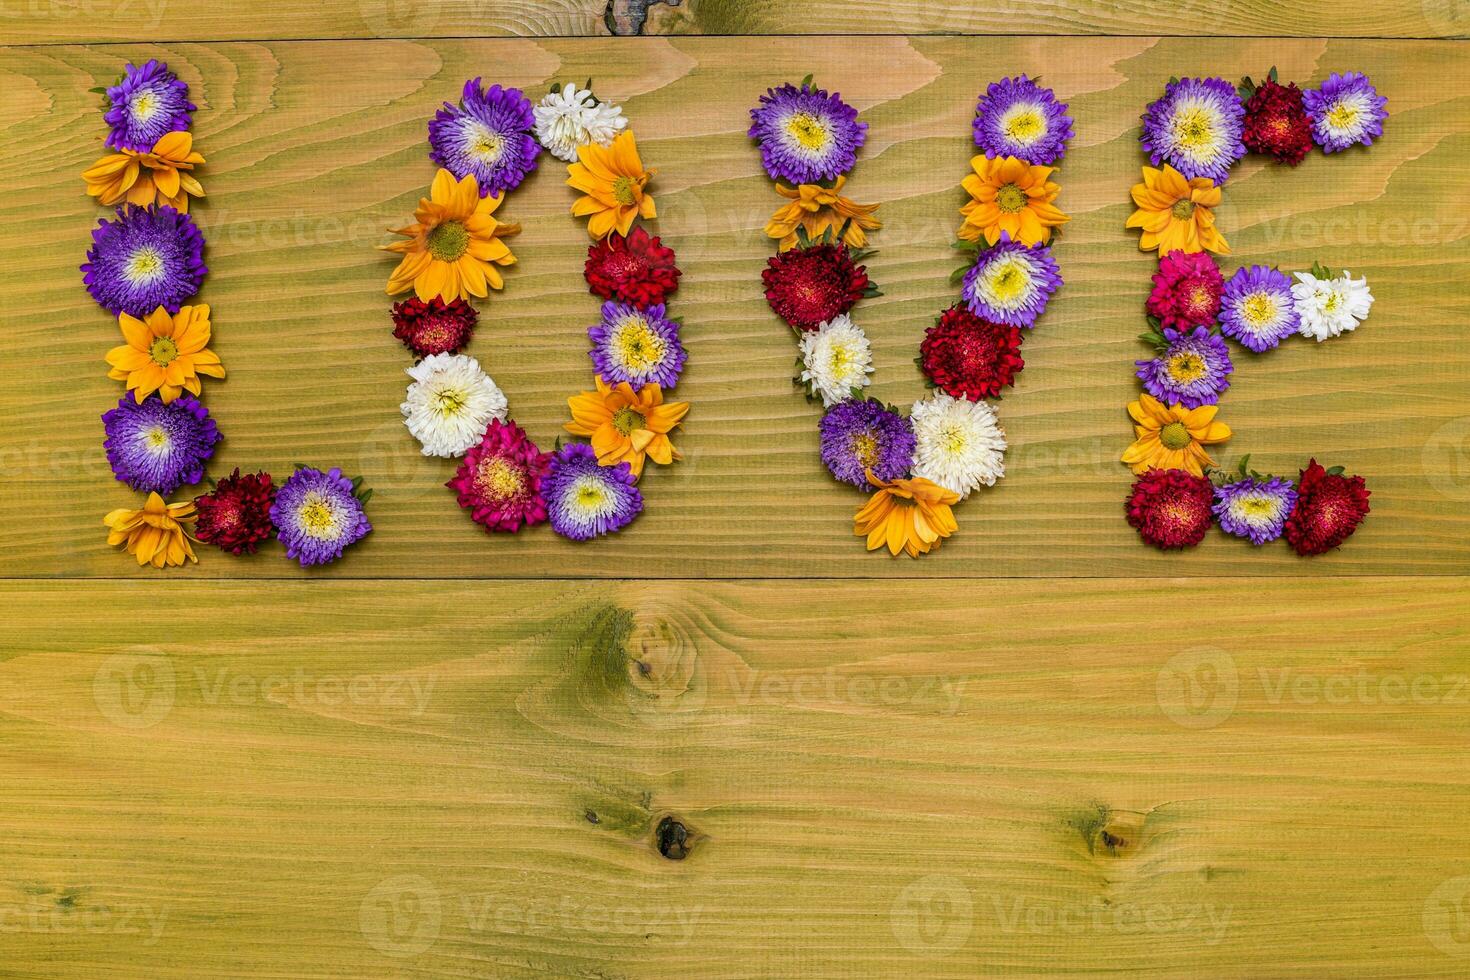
[1122,394,1232,477]
[854,471,960,558]
[766,176,882,251]
[104,493,198,568]
[81,131,205,212]
[1126,164,1229,255]
[565,377,689,480]
[381,168,519,302]
[106,304,224,403]
[958,155,1069,246]
[567,132,656,240]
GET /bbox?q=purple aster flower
[1135,326,1233,409]
[1302,71,1387,153]
[428,78,540,198]
[1141,77,1246,184]
[102,393,219,495]
[271,466,372,567]
[1219,265,1299,353]
[748,81,867,185]
[82,205,206,317]
[103,59,196,152]
[961,234,1062,329]
[588,301,686,389]
[544,443,643,540]
[818,400,915,491]
[1213,476,1298,545]
[972,75,1074,165]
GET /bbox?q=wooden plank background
[2,8,1469,978]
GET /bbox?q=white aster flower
[798,314,874,407]
[909,393,1006,499]
[401,353,509,458]
[1291,270,1373,341]
[533,85,629,163]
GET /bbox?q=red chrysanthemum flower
[1243,79,1313,166]
[1126,467,1215,550]
[194,468,276,555]
[1284,459,1370,556]
[919,305,1025,401]
[584,226,681,308]
[1146,250,1222,330]
[762,243,870,332]
[392,297,478,358]
[447,419,552,533]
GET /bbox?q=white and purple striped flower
[1303,71,1387,152]
[103,59,195,152]
[1219,265,1298,352]
[271,466,372,567]
[748,81,867,185]
[588,301,686,389]
[429,78,540,198]
[102,393,219,495]
[1141,77,1246,184]
[961,235,1061,329]
[544,443,643,540]
[1213,476,1298,545]
[972,75,1073,166]
[82,205,207,317]
[1136,326,1233,409]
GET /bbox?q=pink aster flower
[1146,250,1222,330]
[447,419,551,532]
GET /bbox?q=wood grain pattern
[1,37,1466,578]
[3,0,1468,43]
[2,578,1468,977]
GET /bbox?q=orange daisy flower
[1122,394,1232,477]
[381,168,519,302]
[958,155,1069,247]
[854,471,960,558]
[565,377,689,480]
[567,132,656,240]
[106,304,224,403]
[766,176,882,251]
[1126,164,1229,255]
[104,492,198,568]
[81,131,205,213]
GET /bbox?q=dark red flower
[584,226,681,308]
[1146,251,1222,330]
[1126,468,1215,550]
[194,468,276,555]
[920,305,1025,401]
[762,243,869,331]
[1284,459,1370,556]
[1243,79,1313,166]
[392,297,477,358]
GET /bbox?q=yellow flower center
[851,433,880,468]
[787,112,830,150]
[143,425,170,450]
[986,259,1028,302]
[432,385,467,416]
[1323,290,1342,312]
[938,421,968,455]
[131,92,157,121]
[1176,108,1213,149]
[612,406,646,435]
[298,493,339,536]
[1166,352,1206,383]
[1240,495,1275,517]
[1242,292,1277,327]
[427,220,470,262]
[125,247,164,283]
[615,317,665,370]
[995,182,1028,214]
[1327,103,1359,130]
[1159,421,1193,450]
[612,176,638,206]
[1003,109,1043,143]
[828,345,851,371]
[476,457,524,500]
[1171,198,1197,220]
[149,336,179,366]
[576,479,610,510]
[468,125,505,163]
